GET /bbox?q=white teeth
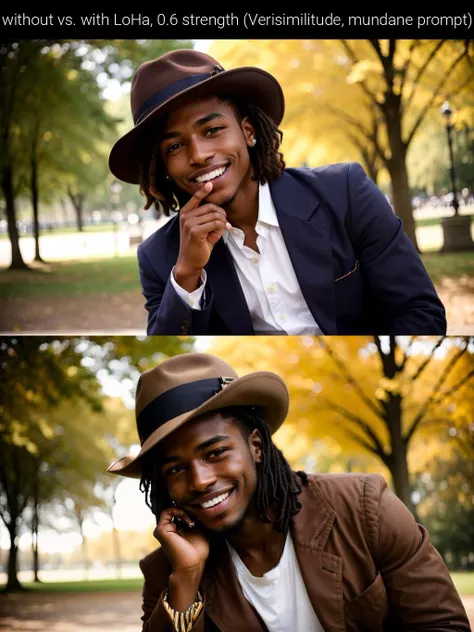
[201,490,231,509]
[196,166,226,183]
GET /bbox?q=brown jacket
[138,472,471,631]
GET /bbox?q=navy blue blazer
[137,162,446,335]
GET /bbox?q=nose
[188,461,217,492]
[188,136,214,166]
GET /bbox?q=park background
[0,38,474,333]
[0,334,473,630]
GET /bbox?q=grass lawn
[420,251,474,284]
[1,251,474,300]
[21,577,143,593]
[451,572,474,596]
[0,254,139,298]
[8,571,471,595]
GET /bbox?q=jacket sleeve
[137,242,214,335]
[365,475,470,631]
[139,556,206,632]
[346,162,447,335]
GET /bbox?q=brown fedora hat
[107,352,289,479]
[108,48,285,185]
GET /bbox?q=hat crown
[135,352,238,417]
[130,49,223,120]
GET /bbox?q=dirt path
[0,290,148,334]
[0,280,473,335]
[1,591,473,631]
[0,591,143,631]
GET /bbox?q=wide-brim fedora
[108,48,285,185]
[107,352,289,479]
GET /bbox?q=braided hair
[139,405,308,534]
[138,94,286,217]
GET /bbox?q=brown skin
[153,411,286,611]
[159,96,260,292]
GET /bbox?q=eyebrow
[161,112,225,141]
[160,434,231,465]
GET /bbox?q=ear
[241,115,256,148]
[248,428,264,464]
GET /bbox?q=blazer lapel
[270,172,338,335]
[204,539,269,632]
[291,479,346,632]
[206,238,254,334]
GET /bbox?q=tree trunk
[68,190,85,232]
[30,148,44,263]
[387,151,419,251]
[388,443,418,520]
[2,163,28,270]
[383,95,419,251]
[32,467,41,582]
[6,526,23,591]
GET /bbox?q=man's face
[158,95,256,208]
[157,412,261,533]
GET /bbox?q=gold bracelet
[161,589,204,632]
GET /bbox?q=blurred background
[0,39,473,334]
[0,334,473,629]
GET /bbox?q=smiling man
[108,48,447,336]
[107,352,469,632]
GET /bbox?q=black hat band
[137,376,234,443]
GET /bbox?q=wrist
[174,262,203,293]
[168,567,203,612]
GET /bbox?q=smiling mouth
[191,487,235,518]
[193,164,229,184]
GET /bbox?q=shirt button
[280,313,287,321]
[188,298,194,307]
[252,256,259,264]
[268,284,276,293]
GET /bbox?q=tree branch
[318,395,386,458]
[340,40,383,112]
[404,40,446,114]
[433,365,474,407]
[399,41,421,98]
[334,421,388,463]
[408,336,446,382]
[405,342,468,443]
[406,45,469,147]
[317,338,385,419]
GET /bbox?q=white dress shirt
[170,182,322,334]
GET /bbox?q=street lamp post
[441,101,459,216]
[439,101,474,252]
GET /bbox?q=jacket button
[181,319,190,334]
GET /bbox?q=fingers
[157,507,195,533]
[182,181,213,212]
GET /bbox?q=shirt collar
[223,182,278,244]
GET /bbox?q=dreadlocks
[138,94,286,217]
[139,405,308,535]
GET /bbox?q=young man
[108,49,447,336]
[108,352,469,632]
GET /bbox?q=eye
[165,142,182,155]
[207,448,227,459]
[205,126,224,136]
[166,464,184,476]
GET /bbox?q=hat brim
[107,371,288,479]
[108,66,285,185]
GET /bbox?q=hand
[154,506,209,575]
[175,182,231,291]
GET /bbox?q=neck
[223,168,259,233]
[224,504,287,576]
